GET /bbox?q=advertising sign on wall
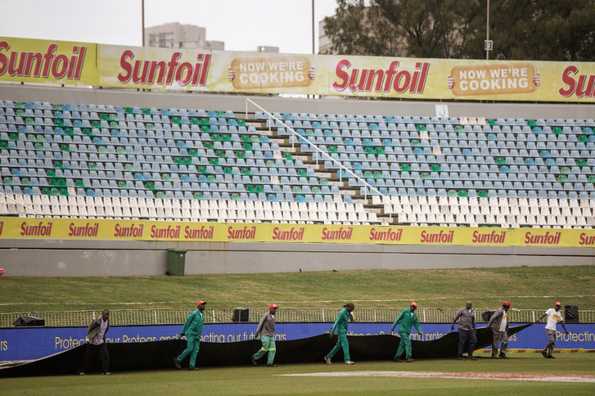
[1,323,594,361]
[0,37,97,85]
[2,36,593,102]
[1,217,594,248]
[97,44,595,102]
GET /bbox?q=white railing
[244,97,387,202]
[3,307,593,328]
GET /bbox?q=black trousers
[457,329,477,356]
[83,343,110,373]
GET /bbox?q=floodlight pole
[311,0,316,55]
[141,0,146,47]
[485,0,490,59]
[310,0,315,99]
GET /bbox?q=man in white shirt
[538,301,568,359]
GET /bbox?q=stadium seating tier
[0,100,593,227]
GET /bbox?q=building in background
[318,20,331,54]
[205,41,225,51]
[256,46,280,53]
[145,22,225,50]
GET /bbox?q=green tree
[322,0,595,61]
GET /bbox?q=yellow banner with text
[0,217,593,248]
[0,36,98,86]
[96,43,595,102]
[1,36,593,102]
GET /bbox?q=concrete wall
[0,239,592,276]
[184,245,595,274]
[1,84,594,119]
[0,248,166,276]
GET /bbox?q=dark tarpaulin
[0,324,531,377]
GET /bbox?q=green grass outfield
[1,353,594,396]
[1,266,594,312]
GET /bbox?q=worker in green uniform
[392,301,422,362]
[251,303,279,366]
[174,300,206,370]
[324,303,355,365]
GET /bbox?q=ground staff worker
[80,309,111,375]
[251,304,279,366]
[487,301,511,359]
[538,301,568,359]
[451,301,477,360]
[324,303,355,365]
[174,300,206,370]
[392,302,422,362]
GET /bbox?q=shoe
[547,355,555,359]
[251,357,258,366]
[79,372,85,376]
[103,372,111,375]
[541,350,548,358]
[405,359,415,363]
[469,356,478,361]
[188,367,198,370]
[345,361,355,365]
[457,355,465,360]
[266,364,277,367]
[499,353,507,359]
[324,356,331,365]
[173,358,181,369]
[393,358,402,362]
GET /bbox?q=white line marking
[280,371,595,383]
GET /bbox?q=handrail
[244,97,388,202]
[3,307,594,328]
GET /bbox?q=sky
[0,0,338,53]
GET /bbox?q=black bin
[565,305,579,323]
[14,315,45,327]
[166,250,186,276]
[232,308,249,322]
[481,310,495,322]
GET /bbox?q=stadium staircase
[244,103,388,224]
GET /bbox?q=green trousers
[177,335,200,368]
[252,335,276,365]
[326,332,351,362]
[394,332,412,360]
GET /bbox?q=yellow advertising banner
[2,36,593,102]
[1,217,594,248]
[96,43,595,102]
[97,44,211,91]
[0,36,98,86]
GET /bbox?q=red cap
[196,300,206,306]
[502,300,512,307]
[410,301,417,308]
[268,304,279,309]
[555,301,561,306]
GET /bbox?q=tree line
[322,0,594,61]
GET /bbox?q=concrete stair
[240,114,391,225]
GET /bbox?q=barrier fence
[2,307,594,328]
